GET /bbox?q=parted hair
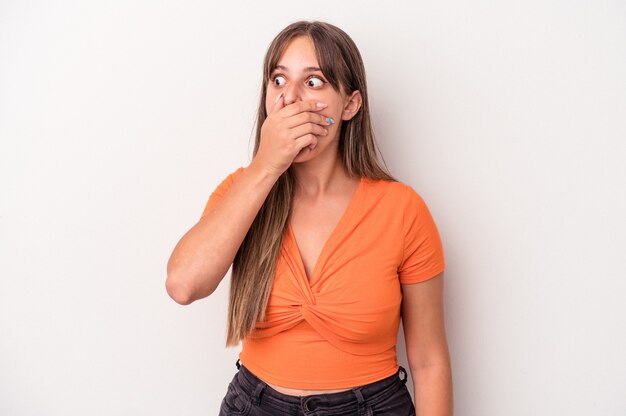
[226,20,397,346]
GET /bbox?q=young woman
[166,20,452,416]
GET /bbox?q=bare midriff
[266,381,354,396]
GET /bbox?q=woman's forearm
[412,363,453,416]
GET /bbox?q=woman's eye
[307,77,324,88]
[272,75,286,86]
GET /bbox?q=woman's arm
[165,162,280,305]
[401,272,453,415]
[166,100,328,305]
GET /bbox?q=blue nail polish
[327,117,334,125]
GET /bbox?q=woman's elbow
[165,272,220,305]
[165,274,196,305]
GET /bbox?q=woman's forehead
[274,37,319,70]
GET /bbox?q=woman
[166,20,452,415]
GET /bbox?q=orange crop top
[201,166,446,389]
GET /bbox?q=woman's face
[265,36,360,160]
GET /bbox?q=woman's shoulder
[227,165,247,180]
[362,176,432,218]
[363,176,416,198]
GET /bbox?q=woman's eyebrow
[272,64,322,73]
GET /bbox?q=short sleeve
[200,166,246,219]
[397,184,446,284]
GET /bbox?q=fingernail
[316,102,328,108]
[275,92,284,104]
[327,117,334,125]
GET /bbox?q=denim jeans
[218,358,416,415]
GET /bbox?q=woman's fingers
[278,100,327,118]
[254,98,333,176]
[272,92,285,113]
[294,133,317,151]
[289,122,328,141]
[284,111,333,129]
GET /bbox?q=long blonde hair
[226,20,397,346]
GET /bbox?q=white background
[1,1,625,415]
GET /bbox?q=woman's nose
[283,83,303,105]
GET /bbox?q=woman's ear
[341,90,362,121]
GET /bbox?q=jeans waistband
[233,358,408,410]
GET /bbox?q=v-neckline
[287,176,365,286]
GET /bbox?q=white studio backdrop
[1,1,625,415]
